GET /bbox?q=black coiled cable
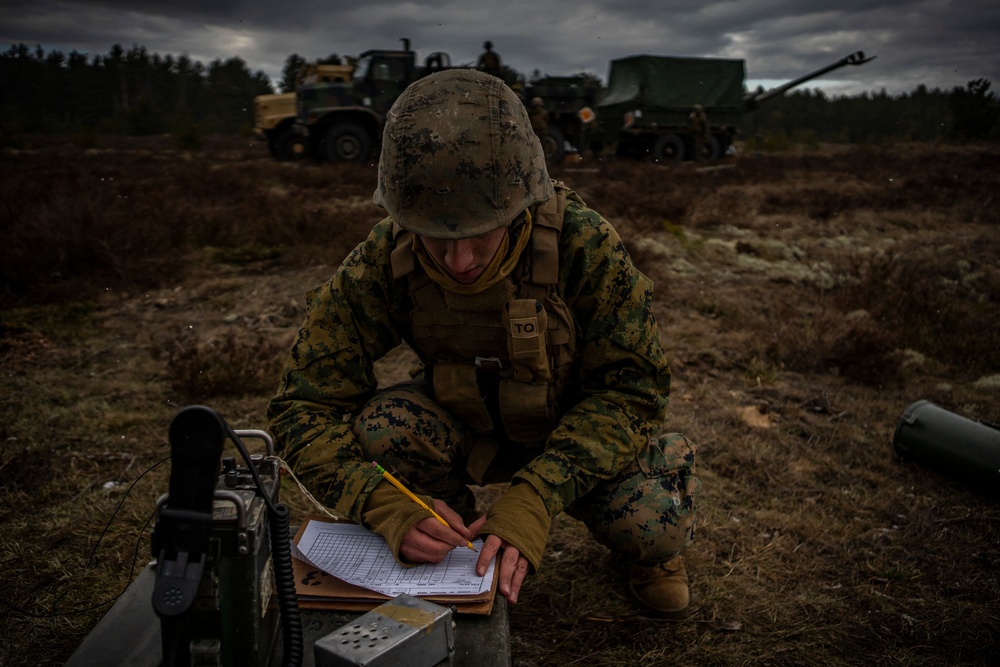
[268,502,303,667]
[226,424,303,667]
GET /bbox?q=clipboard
[292,516,499,615]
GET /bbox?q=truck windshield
[353,57,371,83]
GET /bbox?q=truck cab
[350,50,419,115]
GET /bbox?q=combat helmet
[373,68,554,239]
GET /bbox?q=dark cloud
[1,0,997,95]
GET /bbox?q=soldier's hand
[399,499,474,564]
[475,533,530,604]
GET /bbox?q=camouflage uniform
[688,104,711,161]
[268,191,698,567]
[528,97,549,140]
[267,69,698,574]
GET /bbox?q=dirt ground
[1,137,998,666]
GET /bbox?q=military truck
[537,50,874,163]
[253,62,354,160]
[284,45,872,165]
[291,39,454,163]
[290,40,573,164]
[521,75,601,164]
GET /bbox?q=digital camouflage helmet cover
[373,68,554,239]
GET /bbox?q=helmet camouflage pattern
[373,68,554,239]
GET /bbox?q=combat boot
[628,555,689,620]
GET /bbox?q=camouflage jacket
[528,105,549,133]
[267,189,671,523]
[688,110,710,139]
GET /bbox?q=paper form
[293,520,495,597]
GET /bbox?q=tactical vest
[390,184,577,446]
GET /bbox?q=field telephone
[151,405,302,667]
[66,404,493,667]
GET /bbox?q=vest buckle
[474,356,504,372]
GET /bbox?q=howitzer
[588,49,876,162]
[743,51,876,109]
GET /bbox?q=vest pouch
[432,362,495,433]
[465,437,501,485]
[499,379,555,444]
[504,299,551,382]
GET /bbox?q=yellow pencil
[371,461,477,552]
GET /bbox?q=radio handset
[150,406,226,618]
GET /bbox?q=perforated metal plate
[314,594,454,667]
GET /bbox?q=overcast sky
[2,0,998,97]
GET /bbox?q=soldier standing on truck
[268,69,699,620]
[688,104,711,161]
[477,41,502,78]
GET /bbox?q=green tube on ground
[893,400,1000,494]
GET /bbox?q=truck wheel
[322,123,371,162]
[653,133,685,162]
[273,127,307,161]
[695,135,722,161]
[540,126,566,164]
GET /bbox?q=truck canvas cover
[598,55,746,113]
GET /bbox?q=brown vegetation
[1,136,998,666]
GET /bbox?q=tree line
[747,78,1000,144]
[1,43,272,137]
[2,43,998,145]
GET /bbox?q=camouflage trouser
[691,138,706,161]
[352,380,699,565]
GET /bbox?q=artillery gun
[534,50,874,163]
[743,51,875,110]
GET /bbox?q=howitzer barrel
[744,50,876,109]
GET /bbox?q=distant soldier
[688,104,711,161]
[477,41,502,78]
[528,96,549,141]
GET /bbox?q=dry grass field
[1,135,998,666]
